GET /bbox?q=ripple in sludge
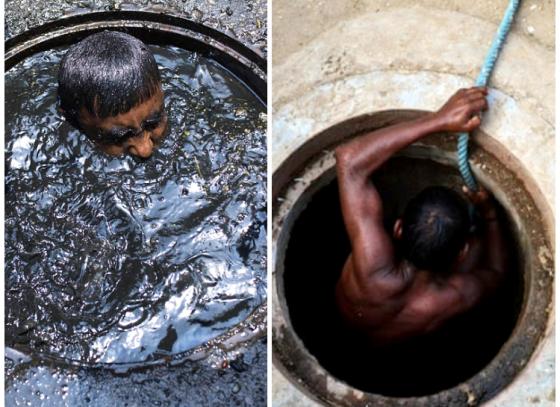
[5,45,267,366]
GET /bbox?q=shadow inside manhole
[283,156,524,397]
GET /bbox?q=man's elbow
[335,145,357,176]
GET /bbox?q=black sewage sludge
[6,44,267,367]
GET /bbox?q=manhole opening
[5,12,267,371]
[273,111,553,406]
[283,156,524,397]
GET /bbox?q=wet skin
[334,87,508,345]
[78,87,167,158]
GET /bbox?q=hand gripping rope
[457,0,521,190]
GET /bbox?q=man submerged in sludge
[58,30,167,158]
[335,87,507,345]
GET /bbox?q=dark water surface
[6,45,266,367]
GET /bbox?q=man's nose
[128,132,154,158]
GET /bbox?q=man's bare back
[334,87,507,345]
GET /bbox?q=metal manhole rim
[5,10,267,104]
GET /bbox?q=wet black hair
[400,186,470,273]
[57,30,161,128]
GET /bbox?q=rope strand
[457,0,521,190]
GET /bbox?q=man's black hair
[400,186,470,273]
[58,30,161,128]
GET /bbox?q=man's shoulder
[340,259,416,305]
[404,271,477,316]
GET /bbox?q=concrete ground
[272,0,554,406]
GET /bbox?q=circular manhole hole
[5,11,267,371]
[272,111,553,406]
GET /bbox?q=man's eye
[108,130,135,144]
[144,119,161,131]
[122,130,137,139]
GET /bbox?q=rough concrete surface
[272,368,322,407]
[272,0,554,406]
[272,0,553,65]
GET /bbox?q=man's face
[78,87,167,158]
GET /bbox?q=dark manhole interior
[283,156,524,397]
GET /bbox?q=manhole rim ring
[272,110,553,407]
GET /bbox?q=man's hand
[434,87,488,133]
[459,184,506,293]
[462,185,497,220]
[462,185,490,205]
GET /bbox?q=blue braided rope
[457,0,521,190]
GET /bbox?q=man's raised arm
[335,87,488,280]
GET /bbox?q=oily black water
[5,45,266,366]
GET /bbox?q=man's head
[394,186,470,273]
[58,31,167,158]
